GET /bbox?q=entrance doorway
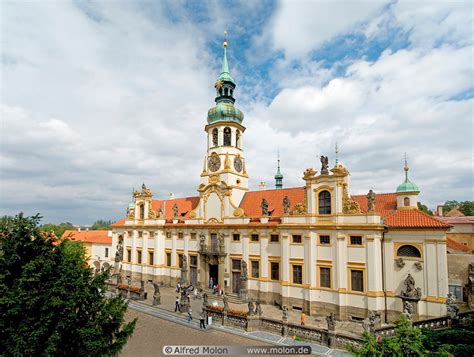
[209,264,218,287]
[232,272,241,294]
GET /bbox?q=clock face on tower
[208,153,221,172]
[234,156,243,173]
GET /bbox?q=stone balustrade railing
[203,307,362,349]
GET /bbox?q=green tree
[40,222,75,237]
[350,315,426,356]
[0,213,136,356]
[417,202,433,215]
[458,201,474,216]
[90,219,113,230]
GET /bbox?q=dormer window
[404,197,410,206]
[318,190,331,214]
[224,127,231,146]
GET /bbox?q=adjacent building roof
[352,193,397,218]
[436,216,474,224]
[61,230,111,244]
[446,237,470,252]
[382,209,451,229]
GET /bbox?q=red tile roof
[239,187,305,218]
[151,197,200,220]
[383,209,451,228]
[436,216,474,225]
[61,230,111,244]
[352,193,398,218]
[110,218,126,227]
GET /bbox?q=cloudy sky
[1,0,472,225]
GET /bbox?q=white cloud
[267,0,388,58]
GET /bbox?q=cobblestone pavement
[141,284,363,337]
[120,309,271,357]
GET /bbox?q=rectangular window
[351,270,364,292]
[138,231,143,238]
[232,259,241,271]
[127,249,131,262]
[233,234,241,242]
[270,234,279,242]
[166,253,171,267]
[166,232,171,238]
[449,285,463,302]
[251,234,259,242]
[128,231,132,237]
[350,236,363,245]
[320,267,331,288]
[251,261,260,278]
[190,256,197,266]
[148,251,154,266]
[178,254,183,268]
[319,235,330,245]
[292,235,302,244]
[178,232,184,239]
[105,247,109,257]
[191,233,197,240]
[270,262,280,281]
[137,250,142,264]
[292,265,303,285]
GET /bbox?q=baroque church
[111,38,451,322]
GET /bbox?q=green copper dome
[396,178,419,193]
[396,159,419,193]
[207,101,244,124]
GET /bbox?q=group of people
[174,295,208,329]
[209,277,222,295]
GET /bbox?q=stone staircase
[203,289,247,305]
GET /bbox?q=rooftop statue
[172,203,179,218]
[320,155,329,175]
[283,195,291,214]
[261,198,269,216]
[367,189,376,212]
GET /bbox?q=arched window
[224,127,231,146]
[318,190,331,214]
[236,130,240,148]
[404,197,410,206]
[224,88,228,96]
[139,204,145,219]
[212,128,218,146]
[397,245,421,258]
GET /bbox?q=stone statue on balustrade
[199,232,206,251]
[401,273,421,300]
[326,313,336,331]
[261,198,269,216]
[446,293,459,320]
[255,300,263,317]
[247,299,255,316]
[366,189,376,212]
[282,305,289,323]
[283,196,291,214]
[320,155,329,175]
[223,293,229,312]
[153,282,161,305]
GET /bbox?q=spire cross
[404,152,409,180]
[277,150,281,169]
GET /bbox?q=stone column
[367,235,384,312]
[171,232,177,286]
[130,230,137,283]
[281,234,290,307]
[260,233,269,301]
[218,256,225,290]
[335,234,348,319]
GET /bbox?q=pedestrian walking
[199,310,206,329]
[175,296,181,312]
[209,277,213,289]
[176,282,181,293]
[187,308,192,322]
[300,312,306,326]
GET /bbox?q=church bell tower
[198,35,248,221]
